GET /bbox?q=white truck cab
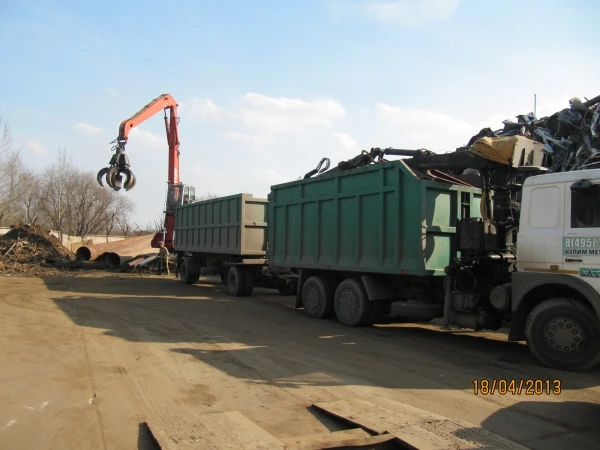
[510,168,600,370]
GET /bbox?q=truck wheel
[242,267,255,296]
[220,267,229,285]
[227,266,247,297]
[302,276,334,319]
[334,278,372,326]
[179,258,200,284]
[525,298,600,371]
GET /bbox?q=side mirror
[571,179,593,191]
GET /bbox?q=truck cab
[509,169,600,371]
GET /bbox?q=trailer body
[175,193,268,258]
[268,160,482,276]
[173,193,297,295]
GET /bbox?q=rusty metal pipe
[103,236,156,269]
[75,234,154,261]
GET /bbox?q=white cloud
[190,92,346,138]
[376,102,476,152]
[333,132,360,153]
[128,127,165,149]
[27,140,47,156]
[377,103,474,135]
[73,122,103,135]
[105,88,118,96]
[328,0,460,26]
[238,93,346,134]
[189,98,224,121]
[223,131,275,144]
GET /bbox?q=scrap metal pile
[0,224,75,276]
[456,94,600,172]
[303,93,600,181]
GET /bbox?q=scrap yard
[1,92,600,450]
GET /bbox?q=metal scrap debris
[302,93,600,180]
[457,94,600,172]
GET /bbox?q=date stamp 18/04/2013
[473,379,561,395]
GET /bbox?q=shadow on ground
[471,400,600,450]
[45,275,600,390]
[40,274,600,450]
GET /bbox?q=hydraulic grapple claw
[97,142,136,191]
[124,170,137,191]
[97,165,137,192]
[97,167,109,187]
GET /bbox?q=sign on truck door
[563,179,600,289]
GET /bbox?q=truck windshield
[571,184,600,228]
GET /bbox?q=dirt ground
[1,272,599,450]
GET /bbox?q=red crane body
[97,93,184,251]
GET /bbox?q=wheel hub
[304,285,320,313]
[339,288,357,318]
[545,316,586,353]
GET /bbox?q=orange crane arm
[97,93,183,251]
[118,93,179,143]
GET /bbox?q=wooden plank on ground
[281,427,401,449]
[146,411,285,450]
[313,398,530,450]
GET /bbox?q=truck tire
[179,258,200,285]
[334,278,373,327]
[220,267,229,285]
[242,267,255,296]
[227,265,247,297]
[525,297,600,372]
[302,276,334,319]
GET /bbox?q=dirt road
[1,273,599,449]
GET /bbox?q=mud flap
[295,269,308,309]
[361,274,394,301]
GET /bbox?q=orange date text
[473,379,561,395]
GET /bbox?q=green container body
[174,193,268,256]
[267,161,483,276]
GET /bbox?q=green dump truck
[267,159,482,325]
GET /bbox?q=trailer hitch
[97,140,137,191]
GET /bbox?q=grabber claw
[96,142,137,191]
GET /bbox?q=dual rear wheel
[302,276,373,326]
[225,265,255,297]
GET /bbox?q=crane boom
[97,93,192,251]
[116,93,180,185]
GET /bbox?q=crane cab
[165,183,196,214]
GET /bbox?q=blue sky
[1,0,599,226]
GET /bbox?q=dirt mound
[0,224,74,277]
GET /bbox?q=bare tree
[106,194,135,236]
[38,149,72,239]
[0,115,24,224]
[17,169,41,224]
[36,149,138,238]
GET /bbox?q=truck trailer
[174,193,298,296]
[174,136,600,372]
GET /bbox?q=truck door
[563,179,600,288]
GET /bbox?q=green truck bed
[267,160,482,276]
